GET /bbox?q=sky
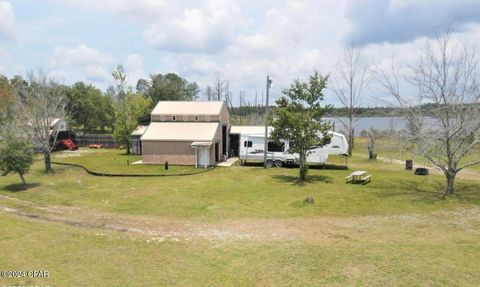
[0,0,479,106]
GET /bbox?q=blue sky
[1,0,479,106]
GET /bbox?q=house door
[198,148,209,167]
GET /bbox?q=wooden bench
[361,175,371,184]
[345,174,353,183]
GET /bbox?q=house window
[243,141,252,148]
[205,115,210,121]
[172,115,176,121]
[194,115,199,121]
[268,141,285,152]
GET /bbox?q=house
[140,101,230,167]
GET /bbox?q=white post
[195,147,198,168]
[263,75,272,168]
[204,148,207,168]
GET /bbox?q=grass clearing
[0,145,479,285]
[1,209,480,286]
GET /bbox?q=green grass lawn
[2,210,479,287]
[0,147,479,286]
[51,148,201,175]
[1,150,478,220]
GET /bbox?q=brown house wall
[142,141,196,165]
[208,125,223,164]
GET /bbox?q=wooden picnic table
[351,170,367,181]
[345,170,371,184]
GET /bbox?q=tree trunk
[126,141,131,155]
[18,172,26,186]
[348,129,354,156]
[445,171,456,196]
[299,152,307,182]
[44,150,52,173]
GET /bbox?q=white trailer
[237,128,348,167]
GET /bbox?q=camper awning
[191,141,212,148]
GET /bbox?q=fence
[76,134,119,148]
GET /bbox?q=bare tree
[15,72,67,173]
[224,79,237,122]
[204,85,213,101]
[367,127,380,159]
[213,72,226,101]
[376,32,480,196]
[333,45,370,155]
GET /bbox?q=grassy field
[0,146,479,286]
[52,148,201,175]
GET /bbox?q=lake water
[324,116,436,135]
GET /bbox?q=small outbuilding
[140,101,230,166]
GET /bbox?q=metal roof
[131,125,148,136]
[191,141,213,147]
[230,125,274,135]
[141,122,219,141]
[151,101,225,115]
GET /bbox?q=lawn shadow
[272,174,333,185]
[450,181,480,205]
[373,178,480,205]
[2,183,41,192]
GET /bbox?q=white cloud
[125,54,146,86]
[49,44,113,83]
[143,0,241,53]
[7,0,480,106]
[0,1,15,41]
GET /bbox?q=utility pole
[263,75,272,168]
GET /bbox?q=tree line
[0,70,201,135]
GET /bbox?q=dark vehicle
[53,131,79,151]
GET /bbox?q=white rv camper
[233,126,348,167]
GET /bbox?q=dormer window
[172,115,176,121]
[206,115,210,121]
[194,115,199,121]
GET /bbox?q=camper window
[268,142,285,152]
[243,141,252,147]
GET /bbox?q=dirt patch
[52,149,95,158]
[1,194,479,244]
